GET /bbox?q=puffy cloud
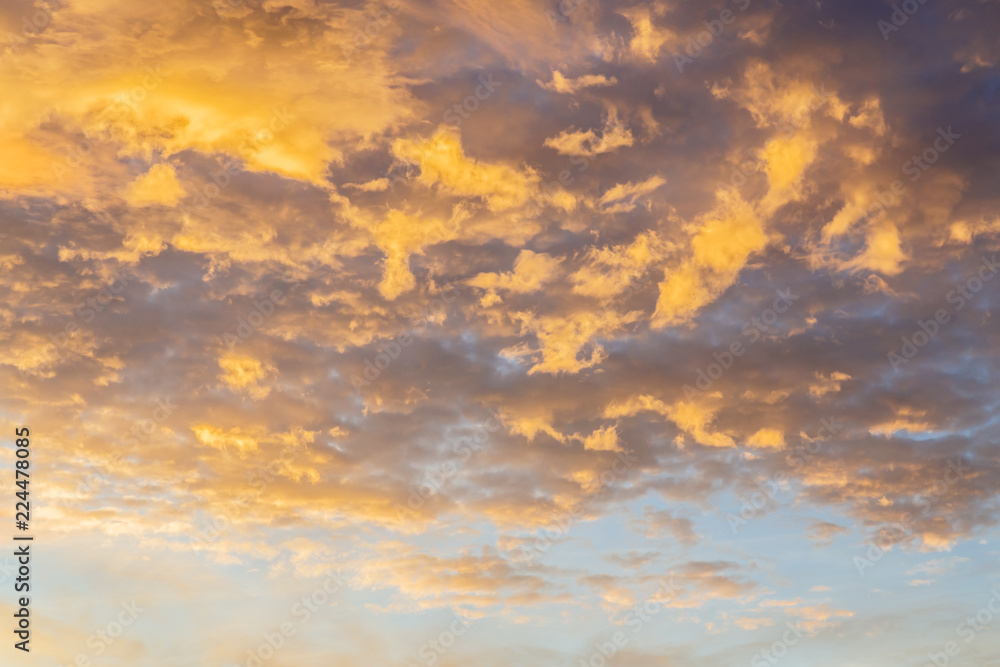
[846,220,908,276]
[537,71,618,94]
[219,354,275,399]
[619,5,676,63]
[3,0,999,662]
[596,175,666,212]
[543,109,634,157]
[604,395,735,448]
[125,163,184,207]
[570,232,667,299]
[747,428,785,450]
[394,128,542,211]
[583,424,621,452]
[653,189,766,328]
[468,249,562,296]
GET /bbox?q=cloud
[653,188,767,328]
[543,109,634,157]
[468,249,562,297]
[125,163,184,207]
[394,128,544,211]
[219,354,275,399]
[537,71,618,94]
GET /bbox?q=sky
[1,0,999,665]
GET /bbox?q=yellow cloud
[597,175,666,212]
[713,61,844,129]
[193,424,261,457]
[619,6,676,62]
[543,109,634,157]
[514,308,639,375]
[537,71,617,94]
[747,428,786,449]
[370,208,463,300]
[654,189,766,328]
[571,232,666,299]
[393,128,541,211]
[847,221,907,275]
[604,395,735,448]
[468,250,562,295]
[0,0,418,196]
[583,425,622,452]
[125,163,184,207]
[219,354,275,399]
[759,133,818,214]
